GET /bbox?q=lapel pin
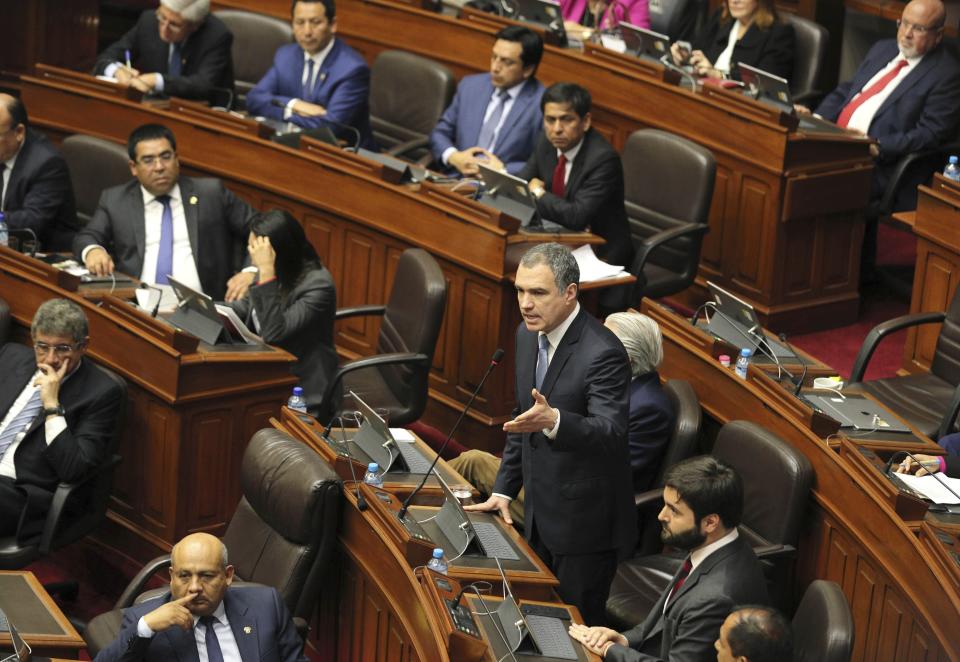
[189,195,198,205]
[319,72,327,84]
[243,626,252,634]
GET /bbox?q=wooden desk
[0,247,297,559]
[212,0,874,334]
[0,572,85,660]
[902,174,960,375]
[641,297,960,660]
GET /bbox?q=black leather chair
[213,9,293,109]
[784,13,829,106]
[60,135,132,226]
[648,0,706,42]
[0,363,126,574]
[0,297,10,344]
[320,247,447,427]
[606,420,812,630]
[618,129,714,310]
[793,580,854,662]
[83,428,342,657]
[848,286,960,440]
[369,50,455,164]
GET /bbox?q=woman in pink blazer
[561,0,650,40]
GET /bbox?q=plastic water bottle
[286,386,307,413]
[735,348,752,379]
[944,156,960,182]
[0,213,7,247]
[427,547,448,575]
[363,462,383,488]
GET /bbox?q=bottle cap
[950,155,958,164]
[367,462,379,472]
[718,354,731,365]
[740,348,752,357]
[292,386,304,396]
[432,548,444,558]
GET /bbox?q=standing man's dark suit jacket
[246,40,375,150]
[692,10,795,81]
[229,267,338,413]
[518,130,634,267]
[72,177,254,300]
[493,307,636,559]
[606,536,769,662]
[94,586,308,662]
[0,344,123,529]
[627,371,674,492]
[816,40,960,210]
[2,129,79,251]
[93,9,234,102]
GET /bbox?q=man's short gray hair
[31,299,89,344]
[606,311,663,377]
[519,242,580,292]
[160,0,210,23]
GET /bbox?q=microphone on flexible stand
[777,332,807,396]
[268,99,361,151]
[397,348,504,521]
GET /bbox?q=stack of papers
[571,245,628,283]
[895,473,960,505]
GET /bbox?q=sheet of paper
[895,473,960,505]
[570,244,627,282]
[600,35,627,53]
[390,428,416,443]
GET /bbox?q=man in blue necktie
[246,0,375,150]
[95,532,308,662]
[74,124,256,301]
[0,299,124,536]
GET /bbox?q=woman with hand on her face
[561,0,649,42]
[670,0,794,81]
[229,209,338,415]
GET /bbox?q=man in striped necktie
[0,299,124,536]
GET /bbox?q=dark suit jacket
[0,344,123,521]
[93,9,234,102]
[628,371,674,492]
[429,73,545,175]
[944,452,960,478]
[229,267,338,412]
[72,177,254,300]
[607,536,769,662]
[693,10,795,81]
[2,129,78,251]
[492,308,636,558]
[518,130,634,267]
[816,40,960,210]
[94,586,307,662]
[246,40,375,150]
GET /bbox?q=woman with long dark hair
[230,209,338,414]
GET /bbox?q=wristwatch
[43,405,65,417]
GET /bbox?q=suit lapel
[846,42,898,105]
[311,40,339,102]
[518,327,539,405]
[161,619,201,662]
[0,355,36,417]
[494,79,535,149]
[540,310,584,397]
[130,183,148,266]
[876,49,939,118]
[225,590,260,661]
[178,178,201,263]
[471,77,497,144]
[563,132,593,196]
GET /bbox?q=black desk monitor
[510,0,568,46]
[167,276,254,346]
[477,164,566,232]
[705,280,791,359]
[0,607,30,662]
[737,63,844,134]
[619,22,670,60]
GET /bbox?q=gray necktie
[535,333,549,391]
[477,89,508,151]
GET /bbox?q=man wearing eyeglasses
[73,123,255,301]
[93,0,233,103]
[0,299,124,537]
[797,0,960,281]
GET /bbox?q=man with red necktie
[519,83,634,269]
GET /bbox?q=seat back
[784,13,829,99]
[712,420,812,547]
[214,10,292,104]
[622,129,715,299]
[0,297,9,345]
[930,286,960,385]
[793,580,854,662]
[369,50,455,153]
[648,0,701,40]
[374,248,447,423]
[221,428,341,621]
[60,135,131,226]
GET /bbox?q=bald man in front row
[95,533,307,662]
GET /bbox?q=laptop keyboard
[525,615,578,659]
[397,443,434,474]
[473,521,520,561]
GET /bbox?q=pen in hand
[125,49,132,69]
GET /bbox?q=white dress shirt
[283,39,337,120]
[664,528,740,613]
[844,50,925,136]
[713,21,741,75]
[0,368,71,480]
[137,600,242,662]
[442,79,526,165]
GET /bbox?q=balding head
[898,0,945,57]
[169,533,233,616]
[0,93,27,163]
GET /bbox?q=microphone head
[492,348,505,364]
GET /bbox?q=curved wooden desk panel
[213,0,875,333]
[641,299,960,660]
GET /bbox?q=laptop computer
[801,393,912,433]
[0,608,31,662]
[618,22,671,61]
[509,0,568,46]
[737,63,844,134]
[349,393,434,474]
[476,164,566,231]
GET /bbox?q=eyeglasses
[897,18,943,34]
[137,150,176,166]
[34,341,83,356]
[155,9,187,31]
